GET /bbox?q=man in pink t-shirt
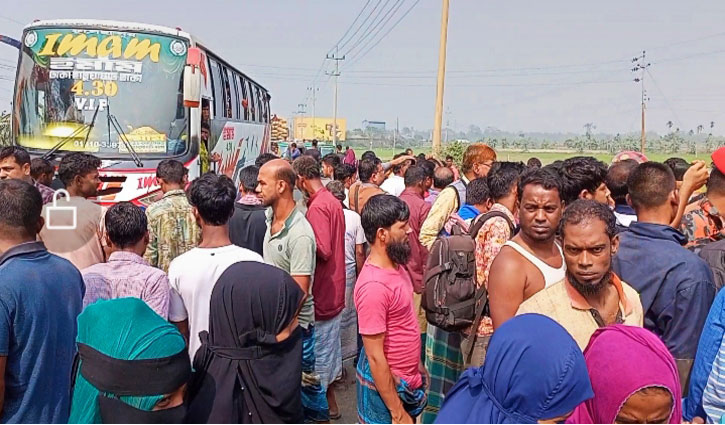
[355,194,428,424]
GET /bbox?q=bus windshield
[14,27,189,158]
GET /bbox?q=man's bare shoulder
[517,279,567,313]
[488,245,524,276]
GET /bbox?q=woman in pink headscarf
[343,146,357,167]
[567,325,682,424]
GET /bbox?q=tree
[706,121,716,152]
[666,120,673,130]
[608,133,621,154]
[697,124,704,134]
[583,123,597,152]
[0,112,10,147]
[443,140,465,165]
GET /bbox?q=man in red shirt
[399,165,433,293]
[292,155,346,419]
[399,165,433,355]
[355,194,428,424]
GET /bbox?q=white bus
[12,19,271,206]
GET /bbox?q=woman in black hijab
[186,261,305,423]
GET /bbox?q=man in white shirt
[168,173,263,358]
[380,153,412,197]
[326,180,365,361]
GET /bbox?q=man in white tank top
[488,168,566,330]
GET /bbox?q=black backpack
[421,210,515,332]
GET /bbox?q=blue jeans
[301,325,329,422]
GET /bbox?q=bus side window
[259,89,267,122]
[246,80,257,121]
[255,86,263,123]
[219,66,232,119]
[209,58,224,119]
[227,68,239,120]
[238,75,249,121]
[262,91,270,123]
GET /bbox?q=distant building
[293,117,346,141]
[363,120,386,131]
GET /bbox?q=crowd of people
[1,141,725,424]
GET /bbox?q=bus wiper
[105,97,143,168]
[42,104,100,161]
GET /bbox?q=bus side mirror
[183,47,202,108]
[183,66,201,108]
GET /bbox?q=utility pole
[307,85,318,138]
[327,48,345,145]
[632,51,650,154]
[295,103,307,140]
[432,0,450,157]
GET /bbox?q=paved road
[332,359,357,424]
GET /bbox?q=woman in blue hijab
[436,314,593,424]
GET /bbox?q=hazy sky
[3,0,725,135]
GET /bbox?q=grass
[359,147,714,164]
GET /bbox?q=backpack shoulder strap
[447,179,468,212]
[463,210,514,365]
[469,210,515,238]
[353,184,361,213]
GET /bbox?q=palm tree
[697,124,704,134]
[666,121,674,131]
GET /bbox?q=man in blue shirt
[0,179,84,423]
[613,162,715,388]
[458,177,491,221]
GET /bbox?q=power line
[343,0,420,70]
[645,31,725,52]
[652,47,725,65]
[336,78,630,88]
[240,57,633,77]
[646,68,685,130]
[342,0,406,58]
[0,15,24,26]
[340,0,395,57]
[328,0,373,55]
[246,63,631,82]
[336,0,385,52]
